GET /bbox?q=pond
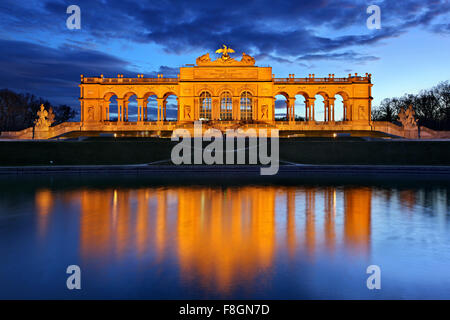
[0,175,449,299]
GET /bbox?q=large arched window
[220,91,232,120]
[199,91,211,120]
[240,91,253,120]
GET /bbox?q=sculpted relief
[241,52,255,65]
[261,105,268,119]
[34,104,55,131]
[196,46,256,66]
[358,106,367,120]
[398,105,418,129]
[196,53,211,65]
[184,105,192,120]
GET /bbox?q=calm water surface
[1,175,450,299]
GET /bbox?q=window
[240,91,253,120]
[199,91,211,120]
[220,92,233,120]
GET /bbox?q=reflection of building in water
[298,187,371,255]
[177,187,276,293]
[305,188,316,254]
[80,190,115,258]
[399,190,417,211]
[344,188,372,252]
[155,190,167,260]
[35,189,54,237]
[286,188,296,257]
[79,189,167,260]
[324,188,336,252]
[45,185,373,290]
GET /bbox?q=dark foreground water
[1,174,450,299]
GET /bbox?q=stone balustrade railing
[273,76,370,84]
[81,77,179,84]
[81,76,370,84]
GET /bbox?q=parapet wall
[1,121,450,140]
[1,122,82,140]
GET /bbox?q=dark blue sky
[0,0,449,111]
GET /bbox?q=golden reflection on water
[177,187,276,292]
[35,185,373,293]
[35,189,53,237]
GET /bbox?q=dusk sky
[0,0,449,117]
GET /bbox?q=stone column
[343,100,351,121]
[117,98,124,122]
[157,98,164,122]
[307,98,315,122]
[312,102,315,121]
[163,99,167,121]
[288,98,296,122]
[104,100,110,121]
[304,99,309,121]
[343,101,347,121]
[143,100,148,121]
[137,98,144,122]
[325,100,329,122]
[328,98,335,122]
[123,100,129,122]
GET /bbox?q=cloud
[297,51,380,63]
[0,0,449,106]
[432,23,450,34]
[1,0,449,58]
[0,39,177,107]
[147,66,179,78]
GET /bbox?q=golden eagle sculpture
[215,45,235,61]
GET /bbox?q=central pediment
[179,47,271,81]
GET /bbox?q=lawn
[1,138,449,166]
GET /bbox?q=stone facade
[79,49,373,131]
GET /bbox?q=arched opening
[123,92,137,122]
[220,91,233,120]
[143,93,158,121]
[199,91,212,120]
[334,94,344,122]
[314,93,326,122]
[294,93,308,121]
[240,91,253,121]
[335,92,350,121]
[104,93,118,121]
[274,93,289,121]
[163,93,178,121]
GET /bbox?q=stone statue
[47,107,55,125]
[215,45,235,61]
[398,105,418,130]
[196,47,255,66]
[196,53,211,64]
[241,52,255,65]
[34,104,54,131]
